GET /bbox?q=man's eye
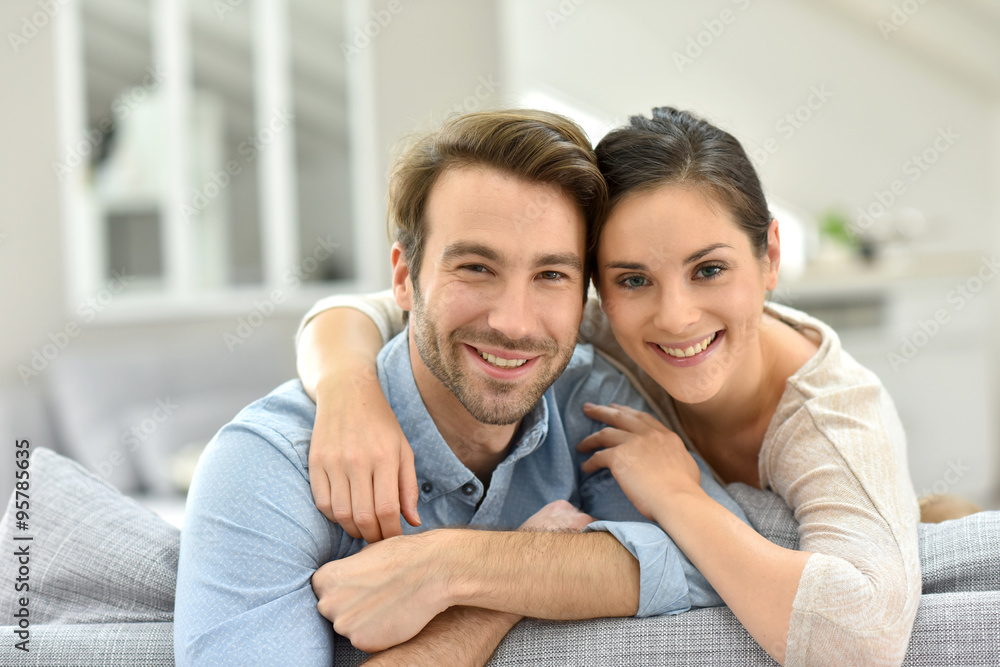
[540,271,564,281]
[463,264,489,273]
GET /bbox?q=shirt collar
[376,329,550,499]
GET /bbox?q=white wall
[502,0,995,253]
[365,0,503,287]
[1,2,66,507]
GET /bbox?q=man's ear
[391,242,415,311]
[764,219,781,292]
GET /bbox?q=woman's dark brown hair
[593,106,771,269]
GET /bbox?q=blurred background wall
[2,0,998,522]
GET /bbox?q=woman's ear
[390,242,415,311]
[764,219,781,291]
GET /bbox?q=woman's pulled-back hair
[389,109,607,287]
[593,106,771,261]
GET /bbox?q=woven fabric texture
[0,623,174,666]
[0,447,178,625]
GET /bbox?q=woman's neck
[674,315,791,473]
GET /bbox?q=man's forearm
[364,607,521,667]
[440,529,640,618]
[312,526,639,652]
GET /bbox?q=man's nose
[487,285,537,341]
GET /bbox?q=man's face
[396,166,587,425]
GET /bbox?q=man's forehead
[422,168,587,260]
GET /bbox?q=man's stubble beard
[410,285,576,426]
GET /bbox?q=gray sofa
[1,448,998,666]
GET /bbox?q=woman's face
[596,184,779,405]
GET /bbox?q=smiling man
[173,110,751,665]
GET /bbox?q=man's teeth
[658,332,718,359]
[478,350,528,368]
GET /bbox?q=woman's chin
[633,361,722,405]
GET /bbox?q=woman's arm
[578,404,809,665]
[581,395,921,667]
[296,292,418,542]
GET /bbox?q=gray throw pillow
[0,447,178,624]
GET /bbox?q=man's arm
[312,528,639,652]
[175,410,341,665]
[355,499,599,664]
[364,607,521,666]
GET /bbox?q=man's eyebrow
[685,243,732,264]
[533,253,583,272]
[440,242,504,264]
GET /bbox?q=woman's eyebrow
[685,243,732,264]
[603,261,647,271]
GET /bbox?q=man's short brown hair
[388,109,607,288]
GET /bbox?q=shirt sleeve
[566,347,752,617]
[295,289,405,348]
[764,385,921,667]
[174,419,343,666]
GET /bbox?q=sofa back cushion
[0,447,178,624]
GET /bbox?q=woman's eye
[697,265,723,280]
[540,271,564,281]
[619,275,648,289]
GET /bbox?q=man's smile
[464,344,540,378]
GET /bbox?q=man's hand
[312,532,451,652]
[520,500,595,532]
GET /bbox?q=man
[174,110,751,665]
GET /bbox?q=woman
[296,108,920,665]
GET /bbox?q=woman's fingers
[580,448,611,475]
[576,426,626,453]
[373,461,404,539]
[582,402,647,430]
[329,475,361,539]
[398,444,422,528]
[350,469,383,543]
[309,463,334,522]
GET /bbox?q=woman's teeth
[658,332,718,359]
[478,350,528,368]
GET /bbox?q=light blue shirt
[175,331,750,665]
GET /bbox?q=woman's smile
[649,329,725,366]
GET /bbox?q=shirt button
[461,483,476,496]
[421,482,433,494]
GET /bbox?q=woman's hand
[519,500,595,533]
[577,403,702,522]
[309,369,421,542]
